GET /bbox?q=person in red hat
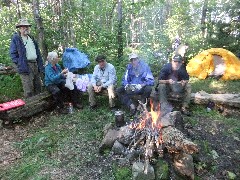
[9,18,44,98]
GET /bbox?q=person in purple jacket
[9,19,44,98]
[117,53,154,115]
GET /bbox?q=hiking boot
[110,106,117,113]
[56,107,69,114]
[74,103,83,109]
[181,107,191,116]
[89,104,97,110]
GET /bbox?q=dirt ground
[0,107,239,179]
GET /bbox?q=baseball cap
[172,54,183,62]
[129,53,138,60]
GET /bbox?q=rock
[126,148,143,162]
[117,125,134,145]
[112,140,126,155]
[103,123,114,136]
[99,129,119,153]
[173,153,194,180]
[132,162,155,180]
[160,111,182,127]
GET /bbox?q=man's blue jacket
[122,60,154,86]
[9,32,44,74]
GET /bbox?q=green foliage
[190,77,240,94]
[154,159,169,180]
[113,163,132,180]
[0,74,23,102]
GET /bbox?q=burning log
[100,99,198,179]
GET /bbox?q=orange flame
[130,99,162,130]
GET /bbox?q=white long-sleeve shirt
[91,63,117,88]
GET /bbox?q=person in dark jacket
[117,53,154,115]
[9,19,44,98]
[157,54,191,115]
[45,51,83,114]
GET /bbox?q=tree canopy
[0,0,239,64]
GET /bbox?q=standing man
[117,53,154,115]
[10,19,44,98]
[87,55,117,109]
[157,54,191,115]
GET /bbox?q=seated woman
[45,51,83,114]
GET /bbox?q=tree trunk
[32,0,48,61]
[201,0,208,38]
[16,0,21,19]
[130,0,136,47]
[117,0,123,59]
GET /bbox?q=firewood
[191,91,240,108]
[162,126,198,154]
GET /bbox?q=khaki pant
[19,62,42,98]
[158,83,191,108]
[87,84,115,108]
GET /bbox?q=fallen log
[191,91,240,108]
[0,91,53,122]
[0,66,16,75]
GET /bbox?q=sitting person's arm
[141,64,154,87]
[158,63,171,84]
[45,64,67,84]
[102,64,117,88]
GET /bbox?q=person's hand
[93,85,98,92]
[168,79,175,84]
[97,86,102,92]
[61,68,68,75]
[140,84,145,88]
[137,84,143,90]
[181,80,187,86]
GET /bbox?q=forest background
[0,1,240,179]
[0,0,239,100]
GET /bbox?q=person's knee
[107,85,116,98]
[158,84,167,92]
[145,86,153,94]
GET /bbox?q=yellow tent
[186,48,240,80]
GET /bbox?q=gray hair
[47,51,58,63]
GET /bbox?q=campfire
[99,99,198,179]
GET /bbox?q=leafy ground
[0,78,240,180]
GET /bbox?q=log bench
[1,90,239,125]
[0,91,53,124]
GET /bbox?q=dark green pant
[19,61,42,98]
[158,83,191,108]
